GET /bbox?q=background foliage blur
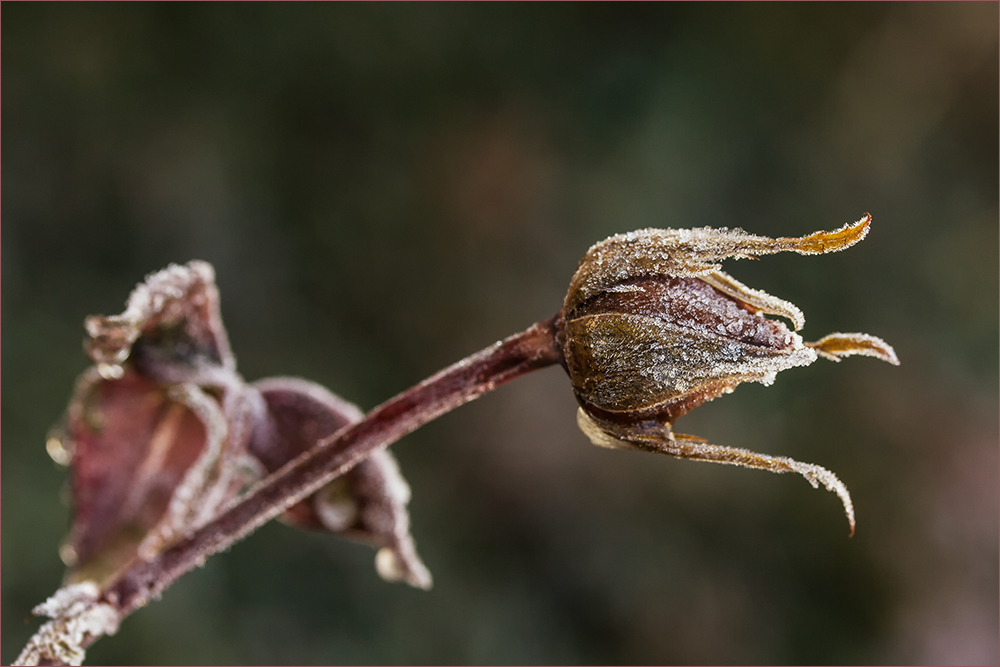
[3,4,997,665]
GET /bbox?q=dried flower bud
[560,215,899,534]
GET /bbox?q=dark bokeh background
[3,4,997,665]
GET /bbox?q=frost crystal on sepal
[566,214,872,314]
[807,332,900,365]
[577,408,857,535]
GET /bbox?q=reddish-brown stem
[99,315,563,621]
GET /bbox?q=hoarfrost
[14,583,119,666]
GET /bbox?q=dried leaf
[84,261,236,387]
[63,369,216,583]
[60,262,250,583]
[249,377,432,589]
[60,259,430,592]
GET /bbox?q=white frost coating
[566,215,871,314]
[571,311,817,410]
[671,436,857,536]
[782,458,856,536]
[807,332,900,366]
[32,582,101,618]
[605,283,646,293]
[252,376,366,423]
[14,583,120,666]
[84,260,235,373]
[701,270,806,331]
[177,383,234,529]
[195,387,259,525]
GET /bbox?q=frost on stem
[14,583,120,667]
[562,214,898,534]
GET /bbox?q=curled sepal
[566,214,871,313]
[577,408,856,536]
[249,377,433,590]
[83,260,235,387]
[808,332,900,365]
[700,270,806,331]
[13,582,120,666]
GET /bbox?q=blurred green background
[3,3,997,665]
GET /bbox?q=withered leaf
[60,261,430,590]
[249,377,432,589]
[63,368,222,584]
[59,262,246,584]
[84,260,236,386]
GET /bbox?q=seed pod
[560,215,899,534]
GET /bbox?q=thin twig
[50,315,562,660]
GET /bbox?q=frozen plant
[16,215,898,665]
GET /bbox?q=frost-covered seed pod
[557,215,899,535]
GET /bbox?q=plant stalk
[100,315,563,621]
